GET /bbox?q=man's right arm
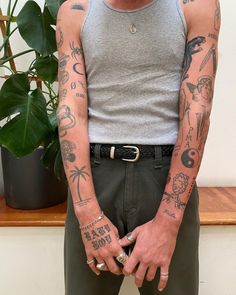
[56,1,101,224]
[56,1,124,276]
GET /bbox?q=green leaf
[45,0,65,20]
[33,55,58,83]
[41,133,65,180]
[48,110,58,131]
[0,73,52,157]
[17,1,57,56]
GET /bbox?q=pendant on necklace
[129,24,137,34]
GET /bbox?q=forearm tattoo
[57,105,76,137]
[69,165,92,207]
[214,0,221,31]
[83,224,112,250]
[162,173,188,210]
[61,140,76,168]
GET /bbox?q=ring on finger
[126,232,136,243]
[116,252,129,265]
[160,272,169,277]
[86,259,95,265]
[96,262,106,271]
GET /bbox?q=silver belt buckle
[121,145,140,162]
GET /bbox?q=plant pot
[1,145,68,209]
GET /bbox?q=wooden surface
[0,187,236,226]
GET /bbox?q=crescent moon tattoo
[73,63,84,75]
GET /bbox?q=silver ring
[126,232,135,243]
[86,259,95,265]
[96,262,106,271]
[116,252,128,265]
[160,272,169,277]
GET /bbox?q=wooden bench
[0,187,236,226]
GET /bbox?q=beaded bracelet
[79,211,104,230]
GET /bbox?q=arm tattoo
[70,165,92,206]
[57,105,76,136]
[59,53,70,69]
[181,148,200,168]
[163,209,176,219]
[187,76,213,102]
[56,27,63,48]
[199,44,217,76]
[183,0,195,4]
[196,105,210,140]
[58,70,69,84]
[73,63,84,75]
[182,36,206,81]
[214,0,221,31]
[61,140,76,168]
[59,88,67,101]
[71,3,84,10]
[70,41,83,60]
[179,89,191,124]
[162,173,189,210]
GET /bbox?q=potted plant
[0,0,67,209]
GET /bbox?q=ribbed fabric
[80,0,187,144]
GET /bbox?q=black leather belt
[90,143,174,162]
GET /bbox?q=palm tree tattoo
[69,165,92,206]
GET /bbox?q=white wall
[0,226,236,295]
[0,0,235,187]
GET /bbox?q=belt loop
[94,143,102,165]
[154,145,163,169]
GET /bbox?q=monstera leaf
[45,0,65,19]
[17,1,57,56]
[0,73,52,157]
[33,55,58,83]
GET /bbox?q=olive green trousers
[64,144,200,295]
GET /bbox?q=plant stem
[0,26,18,53]
[0,64,15,75]
[0,49,34,65]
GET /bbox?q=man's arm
[120,0,221,291]
[56,0,124,276]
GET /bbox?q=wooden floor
[0,187,236,226]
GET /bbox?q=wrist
[154,206,183,232]
[74,200,102,225]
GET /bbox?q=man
[56,0,220,294]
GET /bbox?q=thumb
[118,228,138,247]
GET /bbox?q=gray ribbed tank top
[80,0,187,145]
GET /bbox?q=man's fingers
[122,253,138,276]
[118,228,138,247]
[157,266,169,292]
[105,257,123,275]
[146,265,157,282]
[86,256,101,276]
[134,263,148,288]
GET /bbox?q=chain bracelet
[79,211,104,230]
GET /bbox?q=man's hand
[81,214,124,276]
[119,218,179,292]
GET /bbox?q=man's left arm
[119,0,221,291]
